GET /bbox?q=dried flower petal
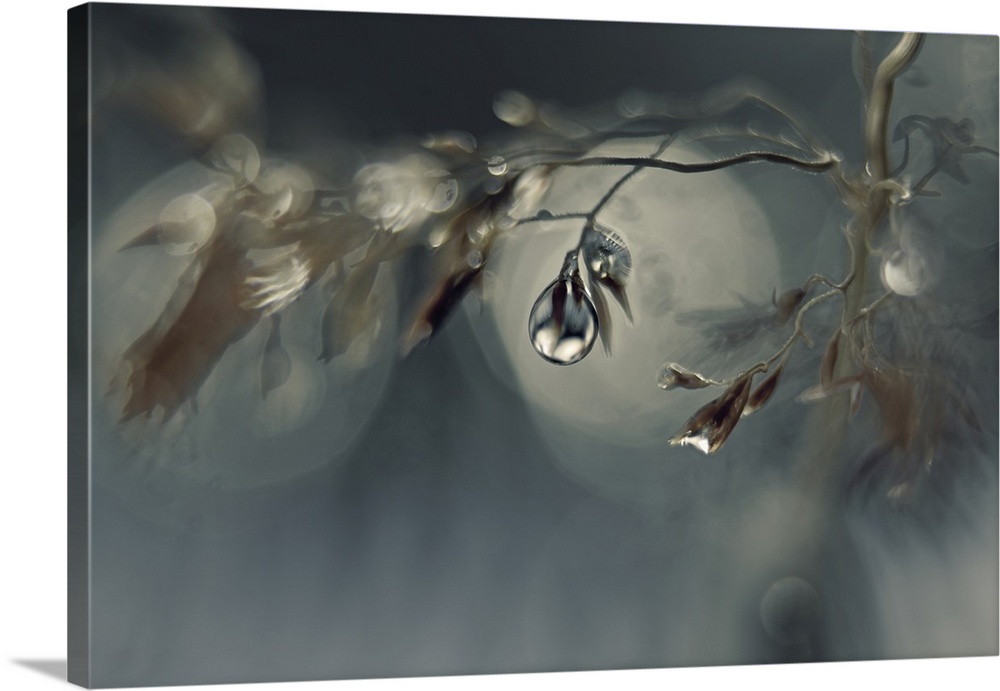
[320,260,379,362]
[582,222,633,323]
[819,329,841,387]
[656,363,714,390]
[669,373,753,454]
[742,362,785,416]
[861,367,919,451]
[588,277,614,356]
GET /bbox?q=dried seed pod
[656,363,714,390]
[742,362,785,416]
[582,222,633,323]
[861,367,919,451]
[669,373,753,454]
[320,260,380,362]
[819,328,841,388]
[773,287,807,325]
[588,277,614,356]
[528,252,599,365]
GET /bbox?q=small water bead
[425,178,459,213]
[528,253,599,365]
[466,249,484,269]
[532,209,556,229]
[487,156,508,176]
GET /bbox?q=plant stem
[801,32,924,495]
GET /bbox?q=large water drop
[528,253,598,365]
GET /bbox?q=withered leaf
[120,233,261,422]
[742,362,785,416]
[657,363,713,390]
[319,260,380,363]
[669,373,753,454]
[588,278,614,356]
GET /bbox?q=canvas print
[68,3,999,688]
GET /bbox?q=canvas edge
[68,3,92,688]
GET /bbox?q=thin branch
[560,150,838,175]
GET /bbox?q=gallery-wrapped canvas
[68,3,999,688]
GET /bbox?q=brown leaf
[820,328,841,387]
[861,367,919,451]
[669,373,753,454]
[657,363,713,390]
[120,233,261,422]
[742,362,785,416]
[589,279,614,356]
[319,260,380,363]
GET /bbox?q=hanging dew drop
[528,253,599,365]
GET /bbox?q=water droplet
[493,90,535,127]
[159,193,216,255]
[427,224,450,248]
[483,177,504,195]
[487,156,508,176]
[466,249,484,269]
[582,223,632,287]
[616,88,649,118]
[760,576,821,645]
[528,256,598,365]
[207,133,261,185]
[426,178,459,213]
[465,220,493,246]
[881,249,927,296]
